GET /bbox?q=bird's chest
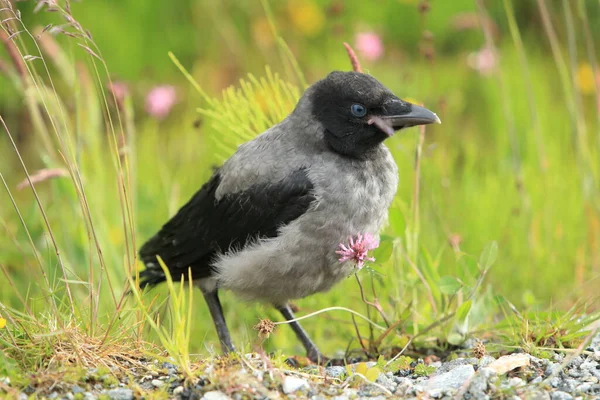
[314,149,398,232]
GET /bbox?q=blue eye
[350,103,367,117]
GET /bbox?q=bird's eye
[350,103,367,117]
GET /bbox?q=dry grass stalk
[16,168,68,190]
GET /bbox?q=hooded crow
[138,71,440,363]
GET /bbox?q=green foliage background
[0,0,598,361]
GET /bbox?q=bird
[138,70,440,363]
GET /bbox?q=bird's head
[306,71,440,158]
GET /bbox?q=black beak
[383,103,441,129]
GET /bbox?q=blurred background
[1,0,599,358]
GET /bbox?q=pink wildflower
[355,32,384,62]
[467,46,497,76]
[145,85,177,120]
[107,81,129,109]
[336,233,379,270]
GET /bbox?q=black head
[308,71,440,158]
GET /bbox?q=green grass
[0,0,599,385]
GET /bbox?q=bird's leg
[277,303,327,364]
[201,288,235,354]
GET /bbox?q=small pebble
[201,391,231,400]
[551,391,573,400]
[325,366,346,378]
[173,386,184,395]
[151,379,164,388]
[107,388,134,400]
[282,376,309,394]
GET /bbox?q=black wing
[138,168,315,287]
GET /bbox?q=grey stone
[586,384,600,395]
[201,391,231,400]
[71,385,84,394]
[394,377,413,396]
[173,386,184,395]
[107,388,134,400]
[65,393,74,400]
[568,369,583,378]
[375,373,396,391]
[530,376,543,384]
[575,383,591,393]
[432,358,476,376]
[151,379,164,388]
[468,367,496,396]
[48,393,58,399]
[333,388,357,399]
[83,393,96,400]
[522,389,550,400]
[567,356,584,368]
[580,361,598,370]
[426,364,475,393]
[478,355,496,368]
[551,391,573,400]
[282,376,309,394]
[546,363,563,377]
[357,385,388,397]
[508,377,524,387]
[325,366,346,379]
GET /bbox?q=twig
[355,273,391,327]
[271,306,387,331]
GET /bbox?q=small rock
[65,392,74,400]
[83,393,96,400]
[488,354,530,375]
[508,377,524,387]
[522,389,550,400]
[375,373,396,391]
[581,361,598,370]
[0,377,10,385]
[282,376,309,394]
[530,376,543,384]
[48,393,58,399]
[72,385,85,394]
[333,388,357,399]
[325,366,346,378]
[468,367,496,396]
[576,383,591,393]
[551,391,573,400]
[201,391,231,400]
[107,388,134,400]
[173,386,184,395]
[151,379,164,388]
[426,364,475,393]
[567,369,583,378]
[546,363,563,377]
[567,356,583,368]
[478,355,496,368]
[431,358,475,376]
[394,377,413,396]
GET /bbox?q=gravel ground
[3,333,600,399]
